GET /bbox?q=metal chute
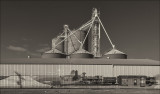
[15,71,25,88]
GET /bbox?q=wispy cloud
[6,45,48,57]
[7,45,27,52]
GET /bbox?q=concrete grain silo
[41,36,66,58]
[67,29,88,54]
[54,36,65,53]
[103,48,127,59]
[70,48,94,58]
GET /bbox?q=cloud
[36,47,50,52]
[6,45,42,57]
[6,45,50,57]
[7,45,27,52]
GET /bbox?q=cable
[79,21,93,30]
[67,28,82,44]
[81,17,96,49]
[69,35,76,51]
[54,29,79,48]
[79,19,93,30]
[54,31,65,44]
[97,16,115,48]
[54,19,93,48]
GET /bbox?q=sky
[0,0,159,60]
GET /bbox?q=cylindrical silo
[70,48,94,58]
[67,30,81,54]
[67,30,88,54]
[55,36,65,53]
[103,48,127,59]
[41,45,66,58]
[80,30,88,51]
[41,35,66,58]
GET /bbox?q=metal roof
[1,58,159,66]
[104,48,125,55]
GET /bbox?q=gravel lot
[1,89,160,94]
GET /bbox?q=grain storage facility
[0,8,159,88]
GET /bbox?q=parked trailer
[82,76,103,84]
[103,77,116,85]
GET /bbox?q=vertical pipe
[64,25,69,55]
[90,8,101,57]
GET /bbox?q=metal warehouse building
[1,58,159,77]
[0,58,160,88]
[1,8,159,88]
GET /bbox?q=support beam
[97,16,115,48]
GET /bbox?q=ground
[0,89,160,94]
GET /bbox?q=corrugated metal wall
[0,64,159,77]
[114,66,160,77]
[0,64,160,88]
[0,64,113,77]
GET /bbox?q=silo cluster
[41,25,91,58]
[41,8,127,59]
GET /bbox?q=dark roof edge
[0,58,160,66]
